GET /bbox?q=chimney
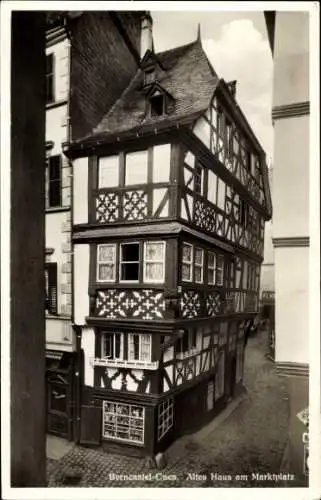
[140,12,153,58]
[227,80,237,98]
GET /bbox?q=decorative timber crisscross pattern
[96,192,119,223]
[123,190,147,221]
[206,292,222,316]
[96,289,165,320]
[180,291,202,318]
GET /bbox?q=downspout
[65,17,81,443]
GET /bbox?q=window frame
[143,241,166,284]
[208,251,216,285]
[96,244,117,283]
[157,398,174,441]
[194,247,204,284]
[46,53,55,104]
[182,242,193,282]
[216,254,225,286]
[119,242,140,283]
[47,155,62,208]
[102,401,145,445]
[101,332,124,360]
[128,333,152,362]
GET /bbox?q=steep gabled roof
[72,39,219,146]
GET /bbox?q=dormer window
[150,93,165,116]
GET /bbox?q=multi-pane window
[48,155,61,208]
[239,200,249,227]
[46,54,54,103]
[128,334,151,362]
[120,243,140,282]
[182,243,193,282]
[158,398,174,441]
[194,164,204,195]
[194,248,204,283]
[208,252,224,286]
[216,255,224,286]
[125,150,148,185]
[97,244,116,282]
[101,333,123,360]
[207,380,214,411]
[226,120,233,157]
[215,351,225,400]
[143,242,165,283]
[45,263,57,315]
[102,402,144,444]
[177,330,197,355]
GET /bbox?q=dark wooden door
[229,357,237,398]
[46,369,72,439]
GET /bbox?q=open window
[150,93,165,116]
[120,243,140,282]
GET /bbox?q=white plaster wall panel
[74,244,90,325]
[73,157,89,225]
[195,355,200,376]
[163,346,174,363]
[203,336,210,349]
[81,327,95,387]
[111,374,123,391]
[193,117,211,148]
[274,246,309,364]
[273,12,309,107]
[146,381,151,394]
[46,211,66,315]
[165,365,173,384]
[46,105,68,155]
[46,39,70,102]
[46,318,74,349]
[272,115,309,239]
[163,378,169,392]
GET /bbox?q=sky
[151,10,274,164]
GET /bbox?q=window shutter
[48,155,62,207]
[46,263,57,315]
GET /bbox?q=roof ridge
[155,38,200,58]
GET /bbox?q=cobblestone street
[47,329,294,488]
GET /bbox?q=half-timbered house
[64,24,272,457]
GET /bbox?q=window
[45,263,57,315]
[194,164,203,195]
[215,351,225,400]
[97,244,116,282]
[158,398,174,441]
[207,380,214,411]
[98,156,119,188]
[217,108,224,136]
[120,243,139,282]
[101,333,123,360]
[177,330,197,356]
[182,243,193,282]
[143,242,165,283]
[128,334,151,362]
[46,54,54,103]
[208,252,216,285]
[48,155,61,208]
[216,255,224,286]
[239,200,249,227]
[150,94,165,116]
[194,248,204,283]
[102,402,144,444]
[125,150,148,185]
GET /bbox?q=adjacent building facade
[45,11,143,440]
[64,22,272,456]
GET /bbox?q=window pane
[121,263,139,281]
[125,150,148,185]
[99,245,115,262]
[195,248,203,265]
[121,244,139,262]
[145,242,164,261]
[115,334,122,359]
[182,264,191,281]
[145,262,163,281]
[184,151,195,168]
[99,156,119,188]
[49,179,61,207]
[208,269,214,284]
[195,267,202,283]
[182,244,192,262]
[208,252,215,268]
[98,264,115,281]
[153,144,171,183]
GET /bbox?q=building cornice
[276,361,309,378]
[272,236,309,248]
[272,101,310,122]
